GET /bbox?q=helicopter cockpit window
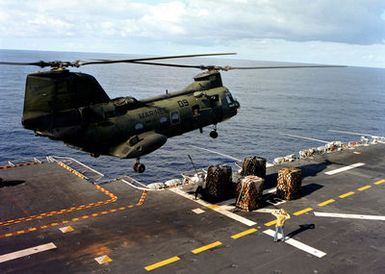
[225,94,233,104]
[135,123,144,131]
[160,116,168,124]
[170,111,180,124]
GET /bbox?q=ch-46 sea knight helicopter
[0,53,340,173]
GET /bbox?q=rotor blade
[130,61,204,69]
[78,53,236,66]
[128,61,345,71]
[0,61,52,68]
[224,65,346,70]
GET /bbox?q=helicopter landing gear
[133,159,145,173]
[209,125,218,139]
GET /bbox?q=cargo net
[241,156,266,178]
[203,165,233,202]
[235,176,264,211]
[276,167,302,200]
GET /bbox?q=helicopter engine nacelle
[109,131,167,159]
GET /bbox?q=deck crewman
[272,209,291,242]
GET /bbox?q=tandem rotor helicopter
[0,53,340,173]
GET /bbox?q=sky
[0,0,385,67]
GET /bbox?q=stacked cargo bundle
[235,175,264,211]
[241,156,266,179]
[276,167,302,200]
[203,165,233,201]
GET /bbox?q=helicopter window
[225,92,234,103]
[170,111,180,124]
[135,123,144,131]
[225,94,232,104]
[192,105,200,117]
[210,95,219,101]
[160,116,168,124]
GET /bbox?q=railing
[47,156,104,183]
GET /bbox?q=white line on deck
[254,208,277,213]
[0,242,57,263]
[263,187,277,194]
[324,162,365,175]
[280,133,330,144]
[263,229,326,258]
[314,212,385,221]
[169,188,256,226]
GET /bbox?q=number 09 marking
[178,100,189,108]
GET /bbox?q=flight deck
[0,143,384,273]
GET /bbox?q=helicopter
[0,53,341,173]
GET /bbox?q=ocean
[0,49,384,183]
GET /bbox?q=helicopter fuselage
[22,69,240,162]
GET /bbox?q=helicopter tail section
[22,70,110,131]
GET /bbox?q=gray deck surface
[0,144,384,273]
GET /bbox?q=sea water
[0,49,384,183]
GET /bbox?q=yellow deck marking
[373,179,385,185]
[191,241,222,254]
[357,185,372,191]
[339,191,355,198]
[0,181,117,227]
[94,255,112,265]
[318,199,336,207]
[0,190,148,239]
[231,228,257,239]
[206,204,219,209]
[59,226,74,233]
[144,256,180,271]
[264,220,277,227]
[294,208,313,216]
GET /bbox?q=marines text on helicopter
[0,53,339,173]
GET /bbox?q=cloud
[1,0,384,44]
[0,0,384,67]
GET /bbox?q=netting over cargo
[276,167,302,200]
[235,175,264,211]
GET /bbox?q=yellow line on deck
[318,199,336,207]
[357,185,372,191]
[231,228,257,239]
[264,220,277,227]
[206,204,219,209]
[293,208,313,216]
[191,241,222,254]
[339,191,355,198]
[144,256,180,271]
[373,179,385,185]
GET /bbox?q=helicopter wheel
[209,130,218,139]
[133,161,146,173]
